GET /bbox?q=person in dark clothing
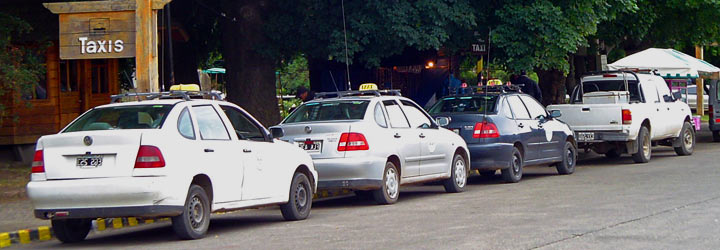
[295,86,315,102]
[510,73,543,102]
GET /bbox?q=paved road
[20,130,720,249]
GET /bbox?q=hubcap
[454,158,466,187]
[683,129,693,150]
[188,196,204,230]
[385,167,398,199]
[567,147,575,167]
[295,182,308,209]
[512,154,521,175]
[643,134,651,159]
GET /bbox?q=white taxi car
[26,91,317,242]
[272,86,470,205]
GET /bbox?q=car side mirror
[549,110,562,119]
[270,127,284,138]
[435,117,450,127]
[671,92,682,102]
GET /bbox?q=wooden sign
[58,11,136,60]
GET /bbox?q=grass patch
[0,162,30,202]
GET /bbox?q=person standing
[510,72,542,102]
[295,86,315,102]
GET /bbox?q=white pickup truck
[547,71,695,163]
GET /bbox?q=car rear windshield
[284,100,370,123]
[64,105,173,132]
[571,80,641,103]
[428,95,498,114]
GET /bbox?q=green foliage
[276,55,310,117]
[266,0,477,68]
[0,12,47,126]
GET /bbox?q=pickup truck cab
[547,71,695,163]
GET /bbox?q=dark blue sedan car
[428,87,577,183]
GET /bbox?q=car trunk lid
[277,121,356,159]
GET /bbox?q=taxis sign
[57,11,136,60]
[359,83,378,91]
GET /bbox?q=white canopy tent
[608,48,720,79]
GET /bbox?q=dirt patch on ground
[0,162,29,203]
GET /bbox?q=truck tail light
[338,133,369,151]
[622,109,632,125]
[473,122,500,138]
[31,150,45,173]
[603,74,617,78]
[134,146,166,168]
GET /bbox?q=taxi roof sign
[169,84,201,91]
[359,83,378,91]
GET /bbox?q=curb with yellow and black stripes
[0,189,354,248]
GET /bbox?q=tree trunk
[536,69,566,106]
[221,0,280,126]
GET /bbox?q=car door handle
[204,149,214,153]
[394,133,402,138]
[419,133,426,138]
[243,149,252,153]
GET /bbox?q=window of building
[91,59,109,94]
[60,60,79,92]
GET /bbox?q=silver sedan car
[272,90,470,204]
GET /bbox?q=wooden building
[0,44,120,145]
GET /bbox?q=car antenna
[341,0,352,91]
[328,70,340,92]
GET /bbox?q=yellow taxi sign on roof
[359,83,378,91]
[170,84,200,91]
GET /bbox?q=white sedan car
[27,94,317,242]
[272,89,470,205]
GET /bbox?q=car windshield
[284,100,370,123]
[64,105,173,132]
[428,95,498,114]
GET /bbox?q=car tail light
[134,146,166,168]
[622,109,632,125]
[338,133,369,151]
[473,122,500,138]
[31,150,44,173]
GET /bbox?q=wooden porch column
[135,0,158,92]
[696,46,704,116]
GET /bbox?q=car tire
[501,148,523,183]
[713,130,720,142]
[604,148,621,159]
[372,161,400,205]
[52,218,91,243]
[674,122,695,156]
[632,126,651,163]
[172,184,211,240]
[478,170,496,178]
[280,172,313,221]
[555,141,577,175]
[443,154,467,193]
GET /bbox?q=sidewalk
[0,199,48,233]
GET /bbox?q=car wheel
[713,130,720,142]
[172,184,211,240]
[443,154,467,193]
[555,141,577,175]
[674,122,695,156]
[52,218,91,243]
[372,161,399,205]
[632,126,651,163]
[501,147,523,183]
[478,170,496,178]
[604,148,621,159]
[280,172,313,221]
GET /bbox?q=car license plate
[577,132,595,141]
[298,140,322,153]
[76,155,103,168]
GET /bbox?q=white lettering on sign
[79,37,124,54]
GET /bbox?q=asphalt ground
[8,128,720,249]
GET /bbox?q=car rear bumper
[467,143,513,170]
[34,205,183,220]
[312,156,386,190]
[27,176,185,219]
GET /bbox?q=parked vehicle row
[27,76,697,243]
